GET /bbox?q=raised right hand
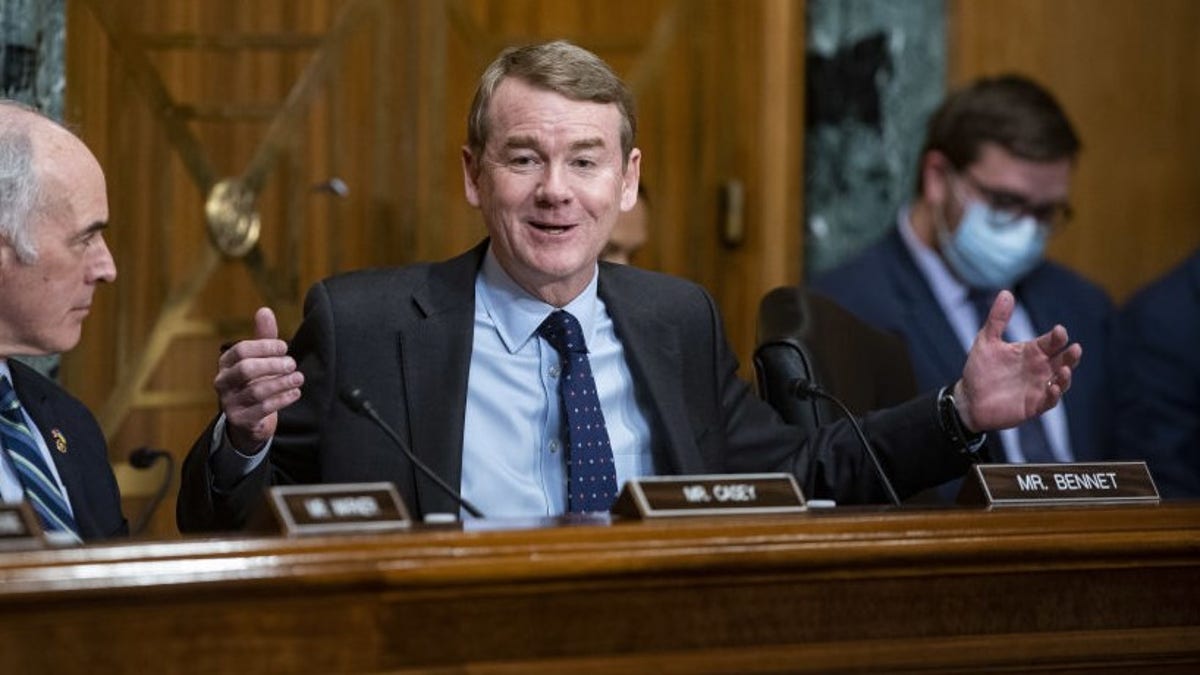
[214,307,304,453]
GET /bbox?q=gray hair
[0,101,45,263]
[467,40,637,163]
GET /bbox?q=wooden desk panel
[1,504,1198,673]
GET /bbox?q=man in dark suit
[812,75,1113,500]
[0,102,125,541]
[178,43,1082,531]
[1113,248,1200,498]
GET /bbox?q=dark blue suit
[1113,249,1200,498]
[8,359,127,540]
[811,228,1115,491]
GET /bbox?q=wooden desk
[1,503,1198,673]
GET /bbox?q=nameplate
[267,482,412,536]
[957,462,1160,507]
[0,502,44,550]
[611,473,806,519]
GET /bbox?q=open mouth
[531,220,576,235]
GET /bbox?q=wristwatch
[937,385,985,454]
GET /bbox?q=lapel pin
[51,428,67,454]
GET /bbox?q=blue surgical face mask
[937,199,1048,289]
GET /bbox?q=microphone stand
[791,379,902,506]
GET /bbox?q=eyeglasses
[954,171,1073,232]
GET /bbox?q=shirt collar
[898,205,971,309]
[476,247,601,354]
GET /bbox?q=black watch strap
[937,385,985,454]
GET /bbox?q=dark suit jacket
[1113,249,1200,497]
[8,359,126,540]
[178,241,979,532]
[811,228,1115,468]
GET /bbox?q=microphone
[790,379,902,506]
[128,447,175,536]
[339,387,484,519]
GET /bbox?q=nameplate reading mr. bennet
[958,462,1160,507]
[611,474,806,519]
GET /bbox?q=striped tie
[0,376,80,539]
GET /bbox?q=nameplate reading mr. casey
[268,482,411,536]
[958,462,1160,507]
[611,474,806,519]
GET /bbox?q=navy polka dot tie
[538,310,619,513]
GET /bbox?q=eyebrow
[501,136,607,152]
[75,221,108,240]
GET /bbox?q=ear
[462,146,481,208]
[921,150,953,206]
[619,148,642,212]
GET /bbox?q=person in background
[812,75,1113,499]
[601,182,649,264]
[178,42,1082,531]
[0,101,125,541]
[1112,247,1200,498]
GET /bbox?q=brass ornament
[205,178,261,258]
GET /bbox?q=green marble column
[804,0,945,278]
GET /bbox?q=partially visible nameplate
[268,482,412,536]
[611,473,806,519]
[0,502,43,550]
[957,462,1160,507]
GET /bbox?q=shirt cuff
[208,414,272,493]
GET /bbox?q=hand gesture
[956,290,1082,432]
[214,307,304,452]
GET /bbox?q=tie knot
[538,310,588,356]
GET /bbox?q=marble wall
[1,0,64,116]
[804,0,945,277]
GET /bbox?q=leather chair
[753,286,919,431]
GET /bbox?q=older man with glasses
[812,75,1114,500]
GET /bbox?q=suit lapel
[598,268,698,475]
[884,231,969,384]
[401,244,485,515]
[8,363,91,534]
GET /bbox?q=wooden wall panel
[63,0,804,538]
[950,0,1200,303]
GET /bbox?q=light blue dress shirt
[898,209,1073,463]
[460,251,654,518]
[0,360,78,516]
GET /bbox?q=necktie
[0,376,80,538]
[968,291,1056,463]
[538,310,619,513]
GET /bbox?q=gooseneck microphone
[790,379,902,506]
[339,387,484,519]
[128,447,175,536]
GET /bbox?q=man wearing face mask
[811,75,1114,499]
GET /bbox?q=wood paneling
[1,505,1198,672]
[950,0,1200,303]
[63,0,804,538]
